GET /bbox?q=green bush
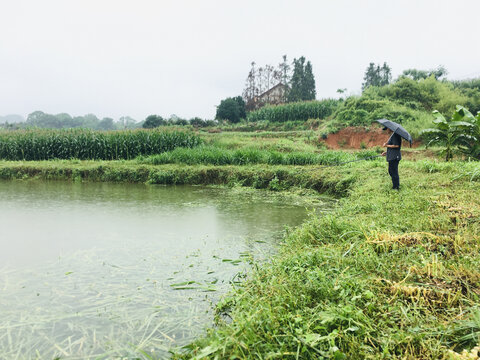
[0,128,202,161]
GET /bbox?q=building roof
[258,83,288,98]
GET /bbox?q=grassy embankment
[170,159,480,360]
[0,130,379,194]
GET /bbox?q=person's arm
[382,134,400,155]
[383,134,400,148]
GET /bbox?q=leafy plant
[451,106,480,160]
[421,106,480,161]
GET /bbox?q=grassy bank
[0,160,358,195]
[171,159,480,359]
[136,146,379,166]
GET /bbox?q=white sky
[1,0,479,121]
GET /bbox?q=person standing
[381,127,402,190]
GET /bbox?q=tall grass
[137,146,380,166]
[174,160,480,359]
[247,99,340,122]
[0,128,201,160]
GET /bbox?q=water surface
[0,181,331,359]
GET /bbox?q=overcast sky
[1,0,479,121]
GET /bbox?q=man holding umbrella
[376,119,412,190]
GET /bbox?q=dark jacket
[386,133,402,161]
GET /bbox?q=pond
[0,181,332,359]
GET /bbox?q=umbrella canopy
[376,119,412,145]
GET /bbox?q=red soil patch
[321,127,420,149]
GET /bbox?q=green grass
[136,146,380,166]
[170,159,480,359]
[201,131,323,152]
[0,160,360,196]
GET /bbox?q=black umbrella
[376,119,412,146]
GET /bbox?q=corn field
[247,99,340,123]
[0,128,202,160]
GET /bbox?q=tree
[243,62,259,111]
[303,61,316,100]
[262,65,275,102]
[119,116,137,129]
[402,66,448,81]
[216,97,242,123]
[143,115,165,128]
[277,55,291,103]
[243,56,292,110]
[362,62,392,91]
[337,88,347,100]
[97,117,115,130]
[288,56,316,102]
[189,117,206,127]
[233,96,246,119]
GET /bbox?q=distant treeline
[142,115,218,129]
[0,111,218,131]
[0,114,24,124]
[0,111,140,130]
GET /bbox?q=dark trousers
[388,160,400,189]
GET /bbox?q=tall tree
[278,55,291,102]
[243,55,295,109]
[380,62,392,86]
[288,56,316,102]
[243,62,259,111]
[362,62,392,91]
[303,61,316,100]
[262,64,275,102]
[288,57,305,102]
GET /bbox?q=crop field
[0,128,201,161]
